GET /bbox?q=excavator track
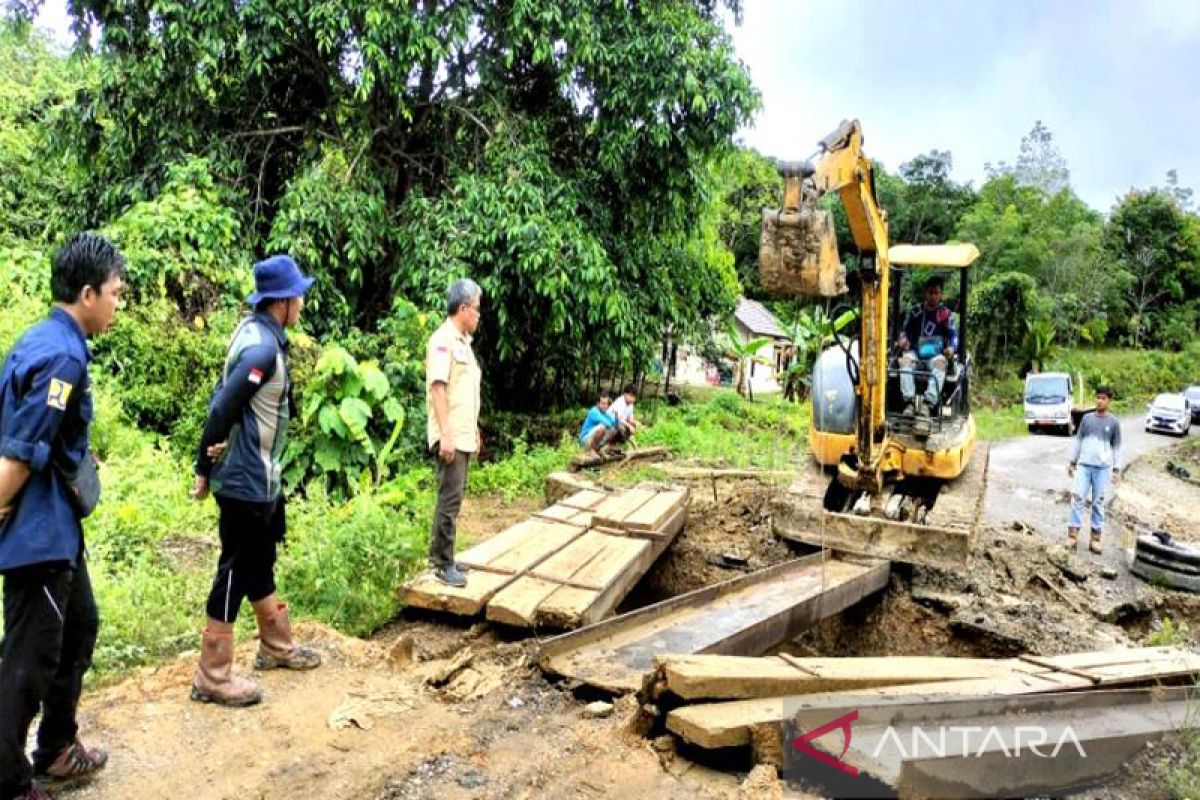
[770,444,989,571]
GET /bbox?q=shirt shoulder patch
[47,378,74,411]
[248,368,264,385]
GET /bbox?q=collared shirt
[197,312,291,503]
[0,308,92,571]
[426,318,481,452]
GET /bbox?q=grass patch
[637,390,810,470]
[973,404,1030,441]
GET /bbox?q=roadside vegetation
[1,10,1197,691]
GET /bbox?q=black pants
[0,559,99,800]
[429,448,470,568]
[205,496,285,623]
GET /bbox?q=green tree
[709,146,779,299]
[49,0,758,407]
[1104,189,1200,347]
[894,150,976,245]
[986,120,1071,196]
[0,21,86,246]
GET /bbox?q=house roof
[734,297,789,340]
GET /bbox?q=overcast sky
[33,1,1200,214]
[728,0,1200,213]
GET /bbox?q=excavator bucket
[759,161,847,297]
[760,207,846,297]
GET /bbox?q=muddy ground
[59,433,1200,800]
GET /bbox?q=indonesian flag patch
[248,368,264,385]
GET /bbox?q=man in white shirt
[609,384,641,443]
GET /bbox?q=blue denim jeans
[1069,463,1111,532]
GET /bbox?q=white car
[1024,372,1075,435]
[1145,393,1191,437]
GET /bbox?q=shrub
[285,343,407,495]
[90,298,231,442]
[100,157,251,315]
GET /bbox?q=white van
[1024,372,1078,436]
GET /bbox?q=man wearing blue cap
[189,255,321,707]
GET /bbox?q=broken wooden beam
[569,446,670,472]
[539,555,890,694]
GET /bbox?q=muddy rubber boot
[1067,527,1079,547]
[191,627,263,706]
[254,602,322,671]
[1089,530,1103,555]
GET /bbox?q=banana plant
[725,320,772,401]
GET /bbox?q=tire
[1132,559,1200,593]
[1060,424,1072,437]
[1027,424,1036,434]
[1136,534,1200,568]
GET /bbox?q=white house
[671,298,793,394]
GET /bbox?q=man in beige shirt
[426,278,483,587]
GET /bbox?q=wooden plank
[456,518,551,572]
[653,654,1020,701]
[570,536,650,590]
[591,488,658,530]
[560,489,608,511]
[540,554,889,693]
[400,568,515,617]
[536,503,586,523]
[534,505,686,630]
[623,489,687,532]
[486,576,563,627]
[667,646,1200,750]
[532,531,614,588]
[535,585,601,629]
[485,520,583,574]
[577,505,687,626]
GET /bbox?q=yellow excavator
[761,120,988,570]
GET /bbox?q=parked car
[1184,385,1200,422]
[1145,393,1192,437]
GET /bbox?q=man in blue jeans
[1067,386,1122,554]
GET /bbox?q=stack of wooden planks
[401,486,688,629]
[660,646,1200,752]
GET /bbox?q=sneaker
[34,738,107,785]
[455,562,471,573]
[435,564,467,588]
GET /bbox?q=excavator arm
[762,119,893,492]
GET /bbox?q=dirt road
[984,413,1181,550]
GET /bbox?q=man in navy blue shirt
[0,234,125,800]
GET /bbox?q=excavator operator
[895,275,957,415]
